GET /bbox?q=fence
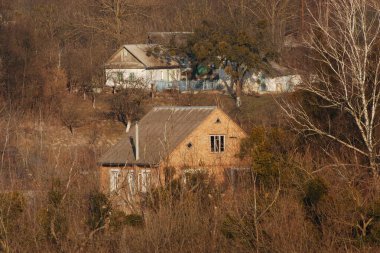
[155,80,224,92]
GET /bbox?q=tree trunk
[92,93,96,109]
[236,80,242,108]
[151,83,155,99]
[369,154,379,189]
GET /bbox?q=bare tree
[281,0,380,180]
[110,79,148,131]
[80,0,149,46]
[239,0,297,50]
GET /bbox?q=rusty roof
[98,106,217,166]
[105,44,180,69]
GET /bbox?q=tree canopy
[185,20,276,107]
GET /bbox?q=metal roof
[98,106,217,166]
[105,44,180,69]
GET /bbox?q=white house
[105,44,181,89]
[217,61,302,94]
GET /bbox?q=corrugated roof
[98,106,217,166]
[105,44,180,69]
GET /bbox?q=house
[105,44,182,90]
[218,61,302,94]
[98,106,247,209]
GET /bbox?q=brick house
[98,106,247,209]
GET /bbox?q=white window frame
[127,170,136,196]
[210,135,225,153]
[117,71,124,83]
[138,169,152,193]
[110,169,121,193]
[128,72,136,81]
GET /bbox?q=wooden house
[98,106,247,209]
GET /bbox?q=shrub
[221,214,238,239]
[87,191,112,230]
[124,214,144,227]
[109,211,143,230]
[0,192,25,241]
[302,178,328,230]
[39,179,68,244]
[240,126,294,187]
[303,178,328,207]
[0,192,25,225]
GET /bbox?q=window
[117,72,124,82]
[110,169,120,192]
[182,169,208,187]
[138,169,152,193]
[210,135,225,153]
[128,72,136,81]
[127,171,136,196]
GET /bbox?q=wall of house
[165,109,248,181]
[99,165,161,212]
[105,68,181,88]
[218,68,302,94]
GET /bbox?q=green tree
[185,20,275,107]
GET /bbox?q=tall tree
[281,0,380,181]
[185,20,275,107]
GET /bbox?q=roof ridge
[153,106,217,110]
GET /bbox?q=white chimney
[135,121,139,161]
[126,120,131,133]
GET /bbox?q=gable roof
[105,44,180,70]
[98,106,217,166]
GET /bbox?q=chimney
[135,121,139,161]
[126,120,131,133]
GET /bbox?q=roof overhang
[98,162,159,168]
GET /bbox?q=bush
[221,214,238,239]
[124,214,144,227]
[240,126,294,187]
[145,179,182,212]
[303,178,328,207]
[0,192,25,224]
[0,192,25,239]
[109,211,143,230]
[87,191,112,230]
[302,178,328,230]
[39,179,68,244]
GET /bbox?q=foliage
[303,178,328,207]
[187,21,274,77]
[0,192,25,243]
[221,214,239,240]
[240,126,294,187]
[123,213,144,228]
[39,179,68,244]
[87,191,112,231]
[302,177,328,232]
[145,179,183,212]
[182,19,276,106]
